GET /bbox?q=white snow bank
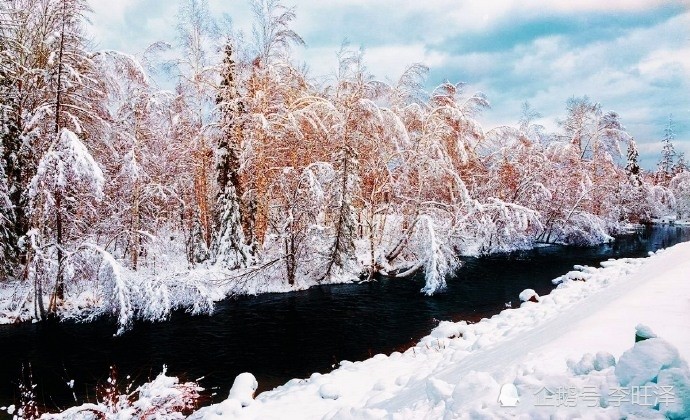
[190,241,690,419]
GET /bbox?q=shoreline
[0,223,680,331]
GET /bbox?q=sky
[85,0,690,169]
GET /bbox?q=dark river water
[1,225,689,412]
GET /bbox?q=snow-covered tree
[0,0,107,283]
[518,101,545,142]
[250,0,305,65]
[672,152,688,175]
[1,62,20,278]
[28,128,104,316]
[656,115,677,185]
[211,42,251,269]
[670,171,690,219]
[321,145,359,282]
[0,153,15,279]
[416,215,452,295]
[625,140,642,187]
[559,97,628,162]
[173,0,225,263]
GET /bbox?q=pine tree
[625,140,642,187]
[0,149,15,279]
[211,42,251,269]
[672,152,688,175]
[657,115,676,184]
[0,14,23,277]
[1,83,17,279]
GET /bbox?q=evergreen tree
[672,152,688,174]
[657,115,676,184]
[625,140,642,187]
[1,18,22,277]
[211,42,251,269]
[0,67,18,280]
[0,145,15,279]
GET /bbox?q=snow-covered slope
[193,241,690,419]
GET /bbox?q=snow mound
[319,383,341,400]
[425,378,453,405]
[228,372,258,407]
[635,323,658,340]
[615,337,686,386]
[518,288,539,303]
[567,351,615,375]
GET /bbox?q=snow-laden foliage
[85,242,216,335]
[1,0,686,328]
[455,198,544,254]
[415,215,453,295]
[670,171,690,219]
[0,156,15,278]
[38,366,202,419]
[29,129,104,204]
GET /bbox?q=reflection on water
[0,225,688,410]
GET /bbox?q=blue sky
[85,0,690,169]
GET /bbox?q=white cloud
[82,0,690,169]
[523,0,689,13]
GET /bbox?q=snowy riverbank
[0,247,357,331]
[189,241,690,419]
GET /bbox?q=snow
[188,241,690,419]
[38,366,202,419]
[635,323,658,340]
[319,384,341,400]
[228,373,258,407]
[518,288,539,303]
[615,338,685,386]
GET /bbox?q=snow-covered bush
[40,366,202,419]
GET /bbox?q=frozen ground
[191,241,690,419]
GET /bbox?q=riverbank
[0,224,665,333]
[0,239,595,331]
[0,250,357,331]
[192,240,690,418]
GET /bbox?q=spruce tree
[657,115,676,184]
[625,140,642,187]
[211,42,251,269]
[0,33,21,278]
[672,152,688,174]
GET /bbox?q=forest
[1,0,689,333]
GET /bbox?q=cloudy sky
[85,0,690,169]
